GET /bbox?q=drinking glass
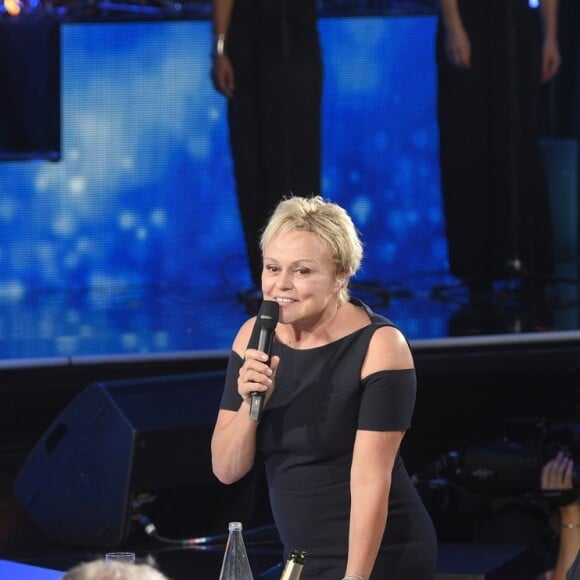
[105,552,136,564]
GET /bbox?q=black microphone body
[249,300,279,421]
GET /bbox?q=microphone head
[258,300,279,330]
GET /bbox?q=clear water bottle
[218,521,254,580]
[280,549,306,580]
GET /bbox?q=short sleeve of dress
[357,368,416,431]
[220,351,244,411]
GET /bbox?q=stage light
[4,0,22,15]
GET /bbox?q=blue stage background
[0,15,452,358]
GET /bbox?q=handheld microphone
[249,300,279,422]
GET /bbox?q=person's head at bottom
[62,560,169,580]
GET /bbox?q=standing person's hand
[541,36,561,83]
[212,55,235,98]
[542,452,574,491]
[444,25,472,69]
[237,348,280,409]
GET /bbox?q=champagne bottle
[218,521,254,580]
[280,549,306,580]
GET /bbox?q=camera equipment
[414,418,580,497]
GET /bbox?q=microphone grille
[258,300,279,330]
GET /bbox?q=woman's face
[261,229,341,326]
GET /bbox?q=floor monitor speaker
[13,371,234,547]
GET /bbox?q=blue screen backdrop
[0,16,452,359]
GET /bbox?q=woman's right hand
[237,349,280,408]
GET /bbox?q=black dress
[220,301,437,579]
[226,0,322,286]
[436,0,553,283]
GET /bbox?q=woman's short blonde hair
[260,196,363,303]
[62,560,169,580]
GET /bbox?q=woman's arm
[554,501,580,580]
[542,453,580,580]
[211,319,280,484]
[211,407,259,485]
[212,0,234,40]
[438,0,471,69]
[211,0,236,97]
[342,326,414,578]
[345,429,405,579]
[539,0,561,82]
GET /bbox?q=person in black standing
[436,0,561,303]
[211,0,323,293]
[211,196,437,580]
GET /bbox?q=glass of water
[105,552,136,564]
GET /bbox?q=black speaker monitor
[13,371,226,547]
